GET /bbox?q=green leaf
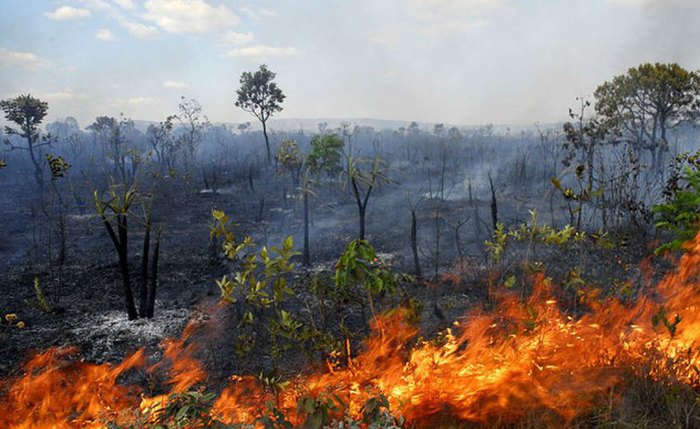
[175,405,190,421]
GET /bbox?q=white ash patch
[66,308,198,363]
[71,308,192,343]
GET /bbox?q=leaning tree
[235,64,285,164]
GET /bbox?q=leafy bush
[334,239,407,322]
[653,167,700,253]
[211,209,300,356]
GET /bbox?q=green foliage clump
[46,154,71,179]
[334,240,399,299]
[211,209,300,356]
[276,139,303,173]
[652,305,682,338]
[483,210,624,300]
[334,239,407,321]
[235,64,285,164]
[211,209,297,309]
[275,139,304,188]
[307,134,344,177]
[653,167,700,253]
[297,393,345,428]
[0,94,48,144]
[485,210,588,264]
[107,390,404,429]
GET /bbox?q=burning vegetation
[3,228,700,428]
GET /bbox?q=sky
[1,0,699,128]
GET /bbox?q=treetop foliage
[593,63,700,157]
[235,64,285,123]
[0,94,49,140]
[276,139,303,171]
[307,133,344,176]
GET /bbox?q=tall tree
[235,64,285,164]
[594,63,700,171]
[0,94,50,191]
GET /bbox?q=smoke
[637,0,700,66]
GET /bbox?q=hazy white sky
[1,0,699,127]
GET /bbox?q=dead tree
[488,172,498,231]
[407,192,424,278]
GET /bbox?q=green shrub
[653,167,700,253]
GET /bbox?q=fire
[3,235,700,427]
[0,347,145,428]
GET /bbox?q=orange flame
[3,235,700,427]
[0,347,145,428]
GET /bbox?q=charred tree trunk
[488,173,498,231]
[248,167,255,192]
[202,167,210,190]
[139,218,151,318]
[57,215,66,266]
[434,209,440,278]
[411,209,421,277]
[303,191,310,267]
[117,215,137,320]
[469,178,482,240]
[434,148,446,277]
[146,228,161,319]
[451,217,469,259]
[99,210,138,320]
[358,204,366,241]
[51,179,67,266]
[351,176,372,241]
[257,195,265,222]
